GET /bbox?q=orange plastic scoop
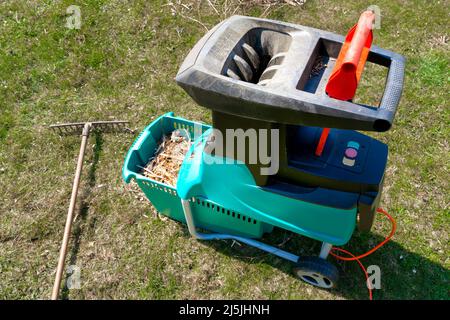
[315,11,375,157]
[326,10,375,100]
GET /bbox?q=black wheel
[293,256,339,289]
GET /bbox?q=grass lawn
[0,0,448,299]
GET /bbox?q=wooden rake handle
[51,123,91,300]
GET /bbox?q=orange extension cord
[330,208,397,300]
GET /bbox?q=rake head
[49,121,129,136]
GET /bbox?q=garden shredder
[122,13,405,289]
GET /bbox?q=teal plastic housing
[123,113,357,244]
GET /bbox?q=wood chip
[141,130,191,187]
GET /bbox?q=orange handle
[343,11,375,69]
[325,10,375,101]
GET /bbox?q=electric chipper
[123,13,405,289]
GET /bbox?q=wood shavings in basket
[140,130,191,187]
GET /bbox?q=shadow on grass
[181,226,449,300]
[60,132,103,300]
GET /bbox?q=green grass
[0,0,448,300]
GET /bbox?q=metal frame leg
[181,199,299,263]
[319,242,333,259]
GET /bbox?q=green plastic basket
[122,113,273,238]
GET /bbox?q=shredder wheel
[293,257,339,289]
